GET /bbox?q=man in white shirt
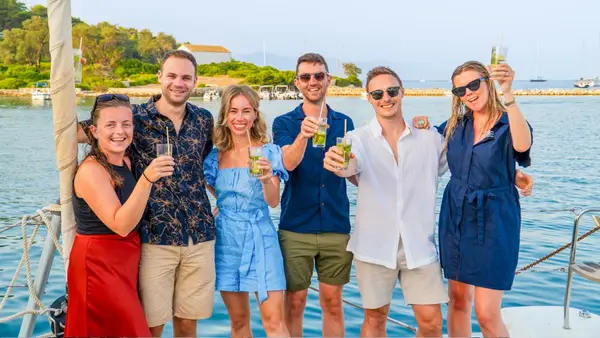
[323,66,448,337]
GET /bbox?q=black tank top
[73,162,139,235]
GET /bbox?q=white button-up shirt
[344,117,447,270]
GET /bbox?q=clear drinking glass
[156,143,173,157]
[312,117,328,148]
[248,146,264,177]
[336,137,352,169]
[490,45,508,67]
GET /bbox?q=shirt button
[321,202,324,206]
[321,184,325,188]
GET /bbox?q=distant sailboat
[530,44,547,82]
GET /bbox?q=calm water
[1,95,599,337]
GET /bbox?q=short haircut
[365,66,403,91]
[161,49,198,74]
[296,53,329,74]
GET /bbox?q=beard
[301,87,326,105]
[162,86,192,107]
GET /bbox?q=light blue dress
[204,143,288,303]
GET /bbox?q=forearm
[282,134,308,171]
[262,178,280,208]
[503,91,532,152]
[111,177,153,236]
[77,122,90,144]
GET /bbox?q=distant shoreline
[3,86,600,98]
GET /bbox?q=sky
[26,0,600,80]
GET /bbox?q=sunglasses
[369,86,401,100]
[297,72,327,82]
[91,94,130,113]
[451,77,486,97]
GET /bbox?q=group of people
[64,48,534,338]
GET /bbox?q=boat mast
[47,0,78,275]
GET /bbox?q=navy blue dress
[436,112,532,290]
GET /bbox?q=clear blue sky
[28,0,600,80]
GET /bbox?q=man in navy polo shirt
[272,53,355,337]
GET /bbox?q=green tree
[342,62,361,77]
[22,16,50,70]
[0,0,28,31]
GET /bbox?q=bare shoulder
[75,158,111,186]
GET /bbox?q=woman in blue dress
[204,85,289,337]
[419,60,533,337]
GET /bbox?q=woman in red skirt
[65,94,174,337]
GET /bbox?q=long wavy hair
[213,85,270,151]
[444,61,505,148]
[81,98,133,188]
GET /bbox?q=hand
[300,116,322,139]
[144,155,175,182]
[412,116,430,129]
[489,63,515,94]
[255,157,274,183]
[323,145,347,173]
[515,169,533,196]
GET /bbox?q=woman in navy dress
[433,61,532,337]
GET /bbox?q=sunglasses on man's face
[451,77,486,97]
[297,72,327,83]
[91,94,130,113]
[369,86,401,100]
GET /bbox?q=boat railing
[563,208,600,329]
[1,205,599,337]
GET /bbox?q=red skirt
[65,231,150,337]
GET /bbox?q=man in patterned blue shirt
[78,50,214,337]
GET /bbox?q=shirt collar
[368,117,412,139]
[293,103,339,120]
[146,94,193,120]
[465,111,509,126]
[146,94,162,119]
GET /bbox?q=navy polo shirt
[272,103,355,234]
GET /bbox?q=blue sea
[1,94,599,337]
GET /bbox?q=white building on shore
[177,44,232,64]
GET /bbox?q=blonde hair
[213,85,270,151]
[444,61,505,148]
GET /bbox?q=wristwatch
[504,98,516,107]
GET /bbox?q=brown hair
[82,98,133,188]
[365,66,403,91]
[443,61,505,148]
[296,53,329,74]
[213,85,270,151]
[161,49,198,75]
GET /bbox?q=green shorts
[278,229,353,291]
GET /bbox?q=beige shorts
[354,241,448,309]
[139,238,216,327]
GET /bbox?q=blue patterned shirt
[80,95,215,246]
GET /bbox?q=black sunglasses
[297,72,327,82]
[451,77,486,97]
[91,94,130,114]
[369,86,401,100]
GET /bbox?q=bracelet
[142,171,155,184]
[504,99,516,107]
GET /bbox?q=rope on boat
[0,205,62,325]
[307,286,418,333]
[515,216,600,275]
